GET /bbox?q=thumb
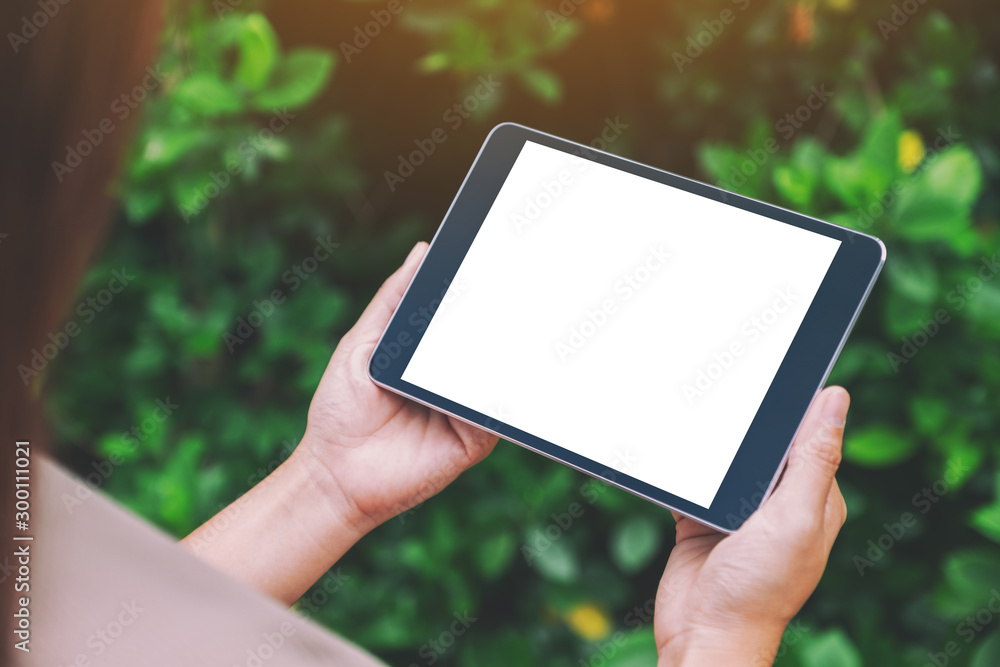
[350,242,428,338]
[768,386,850,518]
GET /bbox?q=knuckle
[805,418,845,469]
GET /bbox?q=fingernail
[823,386,850,426]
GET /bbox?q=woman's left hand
[295,241,498,536]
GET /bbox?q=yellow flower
[565,603,611,641]
[899,130,926,173]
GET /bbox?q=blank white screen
[402,141,841,508]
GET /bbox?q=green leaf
[893,191,970,242]
[883,289,937,339]
[697,144,740,184]
[526,533,579,583]
[519,68,562,104]
[824,156,894,211]
[859,112,904,172]
[123,188,165,223]
[235,13,279,90]
[610,516,662,573]
[908,396,949,435]
[475,530,517,578]
[936,430,982,487]
[135,127,210,173]
[830,341,893,384]
[824,112,902,209]
[970,503,1000,543]
[970,630,1000,667]
[970,474,1000,543]
[921,145,983,208]
[461,630,535,666]
[844,425,917,468]
[884,251,939,304]
[943,548,1000,608]
[97,432,142,464]
[605,628,658,667]
[798,629,863,667]
[894,146,982,241]
[417,51,450,73]
[254,49,335,110]
[173,72,243,116]
[964,280,1000,334]
[773,138,825,209]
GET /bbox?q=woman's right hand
[654,386,851,666]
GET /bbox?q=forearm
[180,445,364,605]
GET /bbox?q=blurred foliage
[48,0,1000,665]
[400,0,579,105]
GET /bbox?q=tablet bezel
[367,122,885,533]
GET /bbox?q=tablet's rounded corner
[485,121,526,145]
[854,231,887,271]
[867,233,887,266]
[365,349,389,389]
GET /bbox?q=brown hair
[0,0,163,653]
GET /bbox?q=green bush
[50,1,1000,665]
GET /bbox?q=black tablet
[368,123,885,532]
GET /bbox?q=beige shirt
[17,458,386,667]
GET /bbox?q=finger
[769,386,850,517]
[447,416,500,460]
[350,242,428,339]
[672,511,723,542]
